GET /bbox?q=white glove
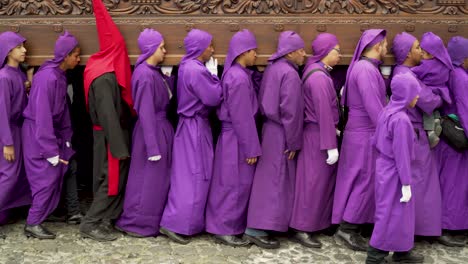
[336,129,341,137]
[380,66,392,78]
[326,148,339,165]
[205,57,218,76]
[161,66,173,76]
[47,155,59,166]
[400,185,412,203]
[66,141,71,148]
[148,155,162,161]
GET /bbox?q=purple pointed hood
[341,29,386,106]
[420,32,453,70]
[0,31,26,68]
[222,29,257,79]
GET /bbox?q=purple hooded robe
[22,32,77,225]
[290,33,340,232]
[332,29,387,224]
[116,29,175,236]
[0,32,31,220]
[370,73,420,252]
[160,29,222,235]
[433,36,468,230]
[246,31,305,232]
[205,30,261,235]
[392,32,442,236]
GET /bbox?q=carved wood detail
[0,0,466,16]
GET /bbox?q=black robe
[81,72,132,227]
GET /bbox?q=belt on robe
[221,122,234,131]
[92,124,119,196]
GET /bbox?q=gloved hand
[47,155,59,166]
[161,66,173,76]
[400,185,412,203]
[148,155,162,161]
[326,148,339,165]
[380,65,392,78]
[336,129,341,137]
[205,57,218,76]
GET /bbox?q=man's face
[8,43,27,64]
[200,43,214,62]
[153,41,167,64]
[326,44,342,67]
[407,40,423,65]
[287,48,306,66]
[244,49,257,67]
[378,38,388,58]
[64,47,81,70]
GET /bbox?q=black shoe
[392,251,424,263]
[213,235,250,247]
[159,227,190,244]
[67,213,84,225]
[114,225,145,238]
[290,232,322,248]
[24,224,56,239]
[243,233,280,249]
[366,246,389,264]
[437,235,465,247]
[335,229,367,251]
[80,226,117,242]
[100,220,115,233]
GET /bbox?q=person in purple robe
[392,32,461,247]
[366,73,424,264]
[159,29,222,244]
[332,29,388,251]
[0,32,31,239]
[244,31,305,249]
[22,31,80,239]
[289,33,341,249]
[432,36,468,245]
[204,29,261,247]
[115,29,175,238]
[412,32,453,148]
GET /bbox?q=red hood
[84,0,133,113]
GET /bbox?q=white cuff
[148,155,162,161]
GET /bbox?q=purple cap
[307,33,339,65]
[181,29,213,63]
[392,32,417,65]
[39,31,78,71]
[268,31,304,62]
[222,29,257,79]
[447,36,468,67]
[135,28,164,67]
